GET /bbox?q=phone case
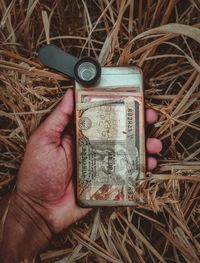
[75,67,145,207]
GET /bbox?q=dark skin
[0,89,162,262]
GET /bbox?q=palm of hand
[19,134,73,201]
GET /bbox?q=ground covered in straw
[0,0,200,262]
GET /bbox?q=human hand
[17,90,161,231]
[17,89,90,234]
[0,89,162,262]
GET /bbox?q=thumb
[40,89,74,137]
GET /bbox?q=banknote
[76,89,145,206]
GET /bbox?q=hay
[0,0,199,262]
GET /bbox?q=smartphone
[75,67,145,207]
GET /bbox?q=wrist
[0,192,52,263]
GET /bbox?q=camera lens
[74,57,101,85]
[77,62,97,81]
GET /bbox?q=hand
[17,89,90,234]
[17,91,162,233]
[0,89,162,262]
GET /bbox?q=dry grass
[0,0,200,262]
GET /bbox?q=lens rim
[74,57,101,85]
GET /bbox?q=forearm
[0,193,52,263]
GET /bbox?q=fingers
[147,157,157,171]
[40,89,74,136]
[146,109,158,124]
[146,139,162,171]
[145,109,162,170]
[146,138,162,154]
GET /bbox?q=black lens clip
[38,44,101,86]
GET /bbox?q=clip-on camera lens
[38,44,101,86]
